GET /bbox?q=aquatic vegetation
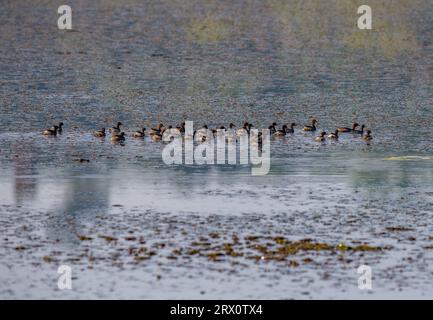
[167,236,387,263]
[99,235,118,243]
[73,158,90,163]
[43,255,54,263]
[288,260,299,267]
[386,227,414,232]
[124,236,137,241]
[78,235,93,241]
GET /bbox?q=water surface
[0,0,432,299]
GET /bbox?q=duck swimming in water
[51,122,64,134]
[133,127,146,138]
[286,123,296,133]
[151,126,168,142]
[303,119,318,131]
[151,133,162,142]
[112,122,123,133]
[149,123,164,136]
[226,123,236,142]
[111,132,125,142]
[268,122,277,134]
[362,130,373,141]
[94,128,106,137]
[178,122,186,134]
[327,130,339,140]
[354,124,365,134]
[337,122,358,133]
[274,125,288,136]
[43,125,59,136]
[314,131,327,142]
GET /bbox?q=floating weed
[43,255,53,263]
[209,232,220,239]
[288,260,299,267]
[351,244,383,251]
[134,255,150,262]
[78,235,93,241]
[207,252,224,262]
[232,234,240,243]
[386,227,414,232]
[245,235,261,241]
[124,236,136,241]
[336,243,349,251]
[187,249,200,255]
[223,243,243,257]
[172,249,182,255]
[337,243,383,251]
[273,236,287,245]
[138,246,148,254]
[191,241,211,247]
[99,235,118,243]
[246,255,262,261]
[275,240,333,255]
[252,244,270,254]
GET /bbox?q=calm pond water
[0,0,432,299]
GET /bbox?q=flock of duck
[42,118,373,143]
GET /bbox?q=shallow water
[0,0,433,299]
